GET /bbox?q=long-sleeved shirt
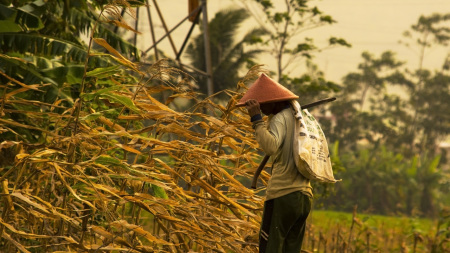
[252,107,313,201]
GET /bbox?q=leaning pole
[201,0,214,97]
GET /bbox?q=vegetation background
[0,0,448,252]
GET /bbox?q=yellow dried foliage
[0,1,271,250]
[0,59,268,252]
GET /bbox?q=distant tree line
[315,13,450,218]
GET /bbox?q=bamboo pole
[201,0,214,97]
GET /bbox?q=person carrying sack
[236,73,338,253]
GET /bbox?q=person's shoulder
[272,108,292,123]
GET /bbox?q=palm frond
[0,33,88,62]
[209,8,249,51]
[70,7,141,60]
[186,8,265,94]
[0,3,44,32]
[0,53,56,85]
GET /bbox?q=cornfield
[0,43,269,253]
[0,2,267,251]
[0,57,270,252]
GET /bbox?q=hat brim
[236,73,299,107]
[235,96,298,107]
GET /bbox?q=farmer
[237,73,312,253]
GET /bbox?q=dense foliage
[318,14,450,218]
[0,0,268,251]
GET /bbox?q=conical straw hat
[236,73,298,107]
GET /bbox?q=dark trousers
[259,191,312,253]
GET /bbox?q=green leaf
[0,19,23,32]
[294,43,314,53]
[0,4,22,32]
[0,1,12,6]
[311,6,321,16]
[42,65,85,85]
[0,54,55,85]
[95,155,147,176]
[274,12,284,23]
[95,155,124,167]
[257,0,273,9]
[0,33,89,62]
[320,15,335,24]
[151,184,168,199]
[96,86,122,95]
[81,86,122,101]
[427,155,441,174]
[406,156,418,177]
[80,112,102,122]
[329,37,352,47]
[70,8,140,60]
[18,0,46,16]
[81,109,117,122]
[86,65,120,78]
[0,4,15,19]
[100,92,140,113]
[0,4,44,32]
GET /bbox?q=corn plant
[0,1,269,252]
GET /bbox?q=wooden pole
[133,7,139,57]
[201,0,214,97]
[145,0,159,60]
[152,0,178,56]
[177,14,199,60]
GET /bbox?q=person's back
[253,107,312,201]
[237,73,313,253]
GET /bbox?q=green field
[302,210,446,253]
[311,210,435,233]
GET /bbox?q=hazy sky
[138,0,450,82]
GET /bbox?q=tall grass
[0,1,267,252]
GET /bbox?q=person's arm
[253,117,285,155]
[245,100,285,155]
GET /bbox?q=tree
[186,8,266,96]
[0,0,140,59]
[317,144,447,217]
[239,0,350,80]
[0,0,143,147]
[400,13,450,154]
[343,51,404,110]
[280,60,341,103]
[318,14,450,217]
[320,51,407,151]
